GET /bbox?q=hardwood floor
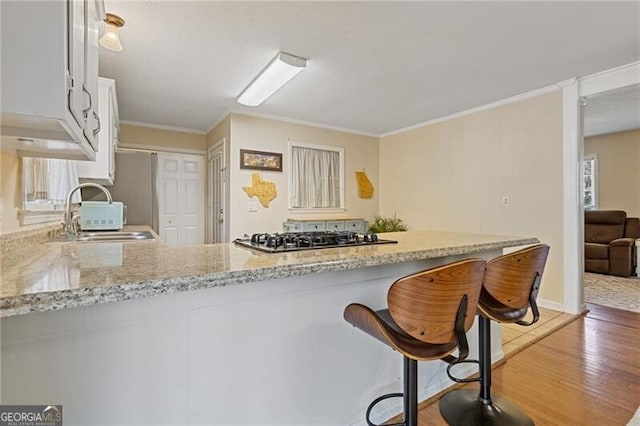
[414,303,640,425]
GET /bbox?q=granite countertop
[0,230,538,317]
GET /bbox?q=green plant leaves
[368,214,408,233]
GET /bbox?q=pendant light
[100,13,125,52]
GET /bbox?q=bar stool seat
[344,258,486,426]
[439,244,550,426]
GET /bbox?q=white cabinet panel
[68,0,86,130]
[84,0,103,150]
[2,310,190,425]
[76,78,119,185]
[283,219,368,233]
[345,220,367,233]
[302,221,326,231]
[326,220,346,231]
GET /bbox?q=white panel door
[181,156,205,246]
[156,152,205,246]
[157,153,180,246]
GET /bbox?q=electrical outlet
[248,199,258,212]
[502,195,511,207]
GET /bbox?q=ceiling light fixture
[237,52,307,107]
[99,13,125,52]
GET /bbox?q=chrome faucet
[64,183,113,236]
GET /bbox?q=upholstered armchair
[625,217,640,239]
[584,210,637,277]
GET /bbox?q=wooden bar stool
[439,244,550,426]
[344,258,486,426]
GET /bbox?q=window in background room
[289,141,344,210]
[583,155,597,210]
[20,157,80,224]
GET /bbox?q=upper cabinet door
[76,78,119,185]
[68,0,86,130]
[83,0,105,150]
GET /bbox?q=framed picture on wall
[240,149,283,172]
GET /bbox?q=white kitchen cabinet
[325,220,345,231]
[84,0,102,149]
[0,0,105,160]
[283,219,368,233]
[344,219,367,233]
[76,78,119,185]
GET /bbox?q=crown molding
[206,109,378,138]
[380,83,562,138]
[120,120,206,135]
[578,61,640,97]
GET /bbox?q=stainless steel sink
[51,231,156,243]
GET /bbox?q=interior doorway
[208,139,226,243]
[575,62,640,310]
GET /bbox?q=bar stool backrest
[388,258,485,345]
[483,245,550,310]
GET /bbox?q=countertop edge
[0,236,539,318]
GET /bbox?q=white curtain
[23,158,80,208]
[49,159,81,205]
[22,157,49,201]
[290,146,341,208]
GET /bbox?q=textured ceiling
[584,84,640,137]
[99,1,640,135]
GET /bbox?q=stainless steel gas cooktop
[233,231,397,253]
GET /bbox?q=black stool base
[439,389,534,426]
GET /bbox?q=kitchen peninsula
[1,230,538,425]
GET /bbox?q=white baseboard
[537,298,565,312]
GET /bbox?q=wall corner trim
[205,113,232,135]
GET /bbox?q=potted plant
[368,214,408,233]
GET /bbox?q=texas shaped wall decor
[242,172,277,208]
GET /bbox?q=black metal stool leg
[479,314,492,404]
[365,356,418,426]
[439,316,534,426]
[404,357,418,426]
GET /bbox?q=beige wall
[207,116,231,150]
[226,114,379,239]
[120,123,207,152]
[584,129,640,218]
[379,91,565,305]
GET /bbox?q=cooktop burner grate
[234,231,397,253]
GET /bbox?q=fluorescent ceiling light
[237,52,307,107]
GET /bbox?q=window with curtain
[289,142,344,210]
[583,155,597,210]
[22,157,81,211]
